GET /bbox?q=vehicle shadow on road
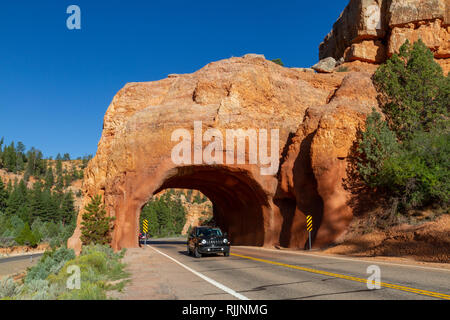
[177,251,230,259]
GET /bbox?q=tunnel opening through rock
[150,165,270,246]
[140,188,214,238]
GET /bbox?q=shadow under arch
[151,165,270,246]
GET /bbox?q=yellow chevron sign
[306,215,313,232]
[142,219,149,233]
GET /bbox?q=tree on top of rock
[271,58,284,66]
[373,39,449,140]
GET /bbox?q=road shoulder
[110,246,238,300]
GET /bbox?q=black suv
[187,226,230,258]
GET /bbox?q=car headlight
[223,239,228,244]
[201,239,207,245]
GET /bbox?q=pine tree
[55,173,64,193]
[6,180,13,194]
[29,181,46,221]
[5,180,28,217]
[80,195,115,245]
[35,151,45,177]
[44,167,55,189]
[141,204,159,236]
[16,142,25,172]
[373,39,448,140]
[16,142,25,154]
[0,178,8,212]
[0,137,4,168]
[4,142,17,172]
[56,158,63,176]
[42,189,60,222]
[15,222,41,247]
[16,154,24,172]
[60,191,75,225]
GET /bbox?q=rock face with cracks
[68,53,380,253]
[319,0,450,73]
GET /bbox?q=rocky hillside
[0,160,84,211]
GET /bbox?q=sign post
[143,219,149,246]
[306,215,313,250]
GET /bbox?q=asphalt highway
[147,239,450,300]
[0,253,43,278]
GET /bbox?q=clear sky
[0,0,348,158]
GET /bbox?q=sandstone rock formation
[181,201,213,235]
[68,52,380,253]
[67,1,450,254]
[319,0,449,73]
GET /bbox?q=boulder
[344,40,387,63]
[312,57,337,73]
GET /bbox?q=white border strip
[149,246,250,300]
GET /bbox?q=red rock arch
[67,55,378,253]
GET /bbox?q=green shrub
[271,58,284,66]
[48,245,128,300]
[15,223,41,247]
[18,279,61,300]
[357,39,449,212]
[382,127,450,208]
[336,66,349,72]
[357,109,398,188]
[25,247,75,283]
[2,245,128,300]
[59,282,107,300]
[0,277,21,299]
[372,39,448,140]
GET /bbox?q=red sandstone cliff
[319,0,449,74]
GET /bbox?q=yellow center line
[231,253,450,300]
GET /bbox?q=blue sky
[0,0,348,158]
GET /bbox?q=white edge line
[149,246,250,300]
[238,246,450,273]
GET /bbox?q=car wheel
[194,247,202,258]
[224,251,230,257]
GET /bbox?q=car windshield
[198,228,222,237]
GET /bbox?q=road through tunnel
[152,165,270,247]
